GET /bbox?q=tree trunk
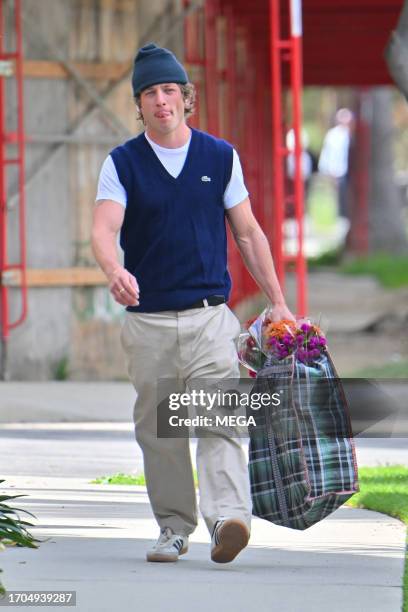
[385,0,408,101]
[368,87,408,254]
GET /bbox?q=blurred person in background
[318,108,355,221]
[286,127,318,210]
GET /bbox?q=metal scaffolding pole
[269,0,307,317]
[0,0,27,379]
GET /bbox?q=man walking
[91,43,295,564]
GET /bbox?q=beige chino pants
[120,303,252,537]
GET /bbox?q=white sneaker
[211,517,250,563]
[146,527,188,562]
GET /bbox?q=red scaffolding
[184,0,308,317]
[0,0,27,377]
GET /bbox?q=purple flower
[300,323,311,333]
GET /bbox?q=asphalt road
[0,423,406,479]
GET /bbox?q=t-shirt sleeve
[95,155,127,207]
[223,149,249,210]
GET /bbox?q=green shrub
[340,252,408,288]
[0,481,40,597]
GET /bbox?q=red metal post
[241,26,257,298]
[269,0,307,317]
[183,0,203,130]
[0,0,27,377]
[289,0,307,316]
[0,0,7,350]
[204,0,219,135]
[9,0,28,330]
[254,41,266,234]
[223,2,244,305]
[269,0,286,291]
[224,2,237,145]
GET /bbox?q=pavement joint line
[0,422,134,430]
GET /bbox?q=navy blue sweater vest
[110,128,234,312]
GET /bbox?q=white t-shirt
[318,125,350,178]
[286,151,313,181]
[96,131,249,209]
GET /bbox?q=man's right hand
[107,266,139,306]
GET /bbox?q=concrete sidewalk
[0,476,405,612]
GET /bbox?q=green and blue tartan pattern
[248,352,359,530]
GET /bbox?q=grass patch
[340,252,408,288]
[346,360,408,379]
[308,178,337,230]
[345,465,408,611]
[91,470,199,487]
[91,473,148,486]
[346,465,408,523]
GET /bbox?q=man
[91,42,295,564]
[286,127,318,207]
[318,107,354,220]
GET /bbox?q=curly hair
[134,83,196,123]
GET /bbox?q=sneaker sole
[146,545,188,563]
[211,519,250,563]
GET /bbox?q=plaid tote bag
[248,351,359,530]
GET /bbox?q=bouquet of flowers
[237,307,327,377]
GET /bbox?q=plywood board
[1,268,106,287]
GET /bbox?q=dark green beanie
[132,42,188,96]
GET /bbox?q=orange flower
[263,319,297,340]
